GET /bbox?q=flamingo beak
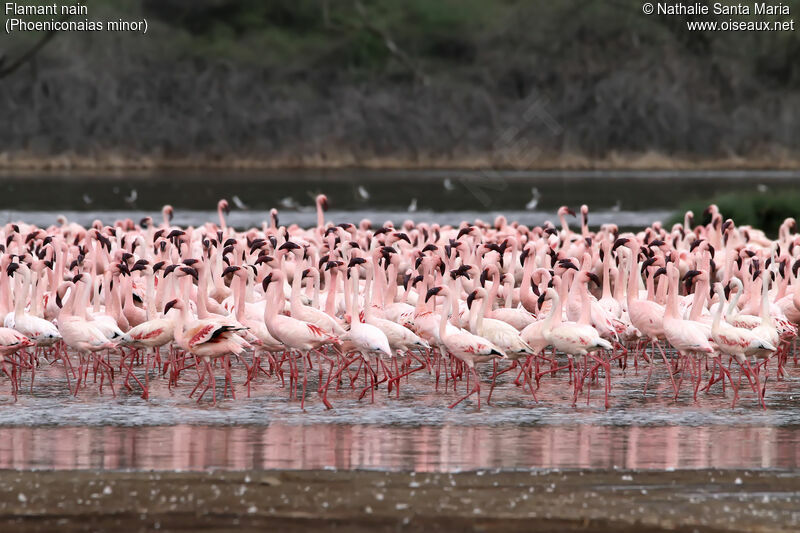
[164,299,179,314]
[425,286,443,302]
[261,273,273,291]
[466,290,477,310]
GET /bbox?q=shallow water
[1,354,799,472]
[2,169,800,476]
[0,168,795,229]
[1,423,799,472]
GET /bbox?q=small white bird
[525,187,541,211]
[232,195,248,210]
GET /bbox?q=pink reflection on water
[1,424,799,471]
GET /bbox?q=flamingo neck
[626,251,639,306]
[601,248,612,300]
[384,263,397,306]
[578,282,592,326]
[414,270,429,315]
[519,255,535,308]
[559,214,569,235]
[59,284,77,321]
[688,278,707,321]
[760,276,773,324]
[476,289,488,331]
[645,269,656,301]
[195,266,210,319]
[325,270,338,317]
[350,271,362,325]
[613,265,625,302]
[486,268,500,318]
[218,207,227,233]
[290,259,303,315]
[13,269,27,317]
[437,289,451,341]
[364,265,375,321]
[234,273,246,323]
[725,282,742,320]
[712,287,724,333]
[660,269,673,303]
[146,270,156,320]
[665,270,679,319]
[317,206,324,229]
[542,291,560,334]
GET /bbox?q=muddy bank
[0,469,797,532]
[2,152,800,171]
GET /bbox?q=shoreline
[2,152,800,172]
[0,469,797,532]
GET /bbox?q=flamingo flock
[0,197,798,410]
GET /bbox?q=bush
[669,191,800,237]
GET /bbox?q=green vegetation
[670,191,800,236]
[4,0,800,167]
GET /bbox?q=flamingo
[662,264,715,401]
[57,276,118,396]
[164,298,246,404]
[710,283,775,408]
[4,263,61,348]
[466,287,537,403]
[425,285,505,409]
[262,270,340,409]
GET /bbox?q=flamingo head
[466,290,480,310]
[6,262,20,277]
[425,286,443,303]
[261,272,274,292]
[450,265,472,281]
[255,254,274,266]
[457,225,474,239]
[222,265,240,278]
[722,219,735,233]
[278,241,301,255]
[555,259,579,274]
[392,232,410,244]
[163,299,181,314]
[479,268,489,287]
[347,257,366,270]
[179,266,199,281]
[317,194,329,211]
[682,269,702,283]
[218,199,230,215]
[162,205,174,221]
[131,259,149,273]
[116,262,131,276]
[584,272,601,287]
[612,237,629,251]
[558,206,576,217]
[325,260,343,273]
[641,256,658,271]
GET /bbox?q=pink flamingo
[425,285,505,410]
